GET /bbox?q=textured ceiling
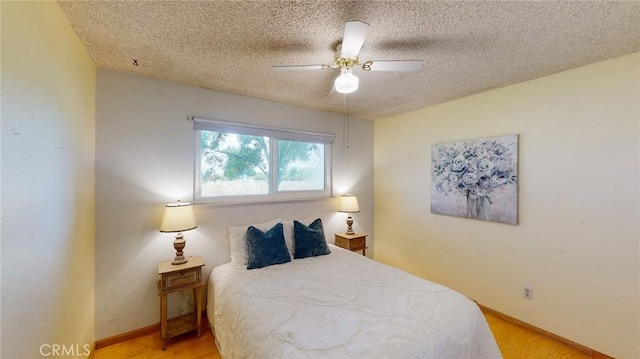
[58,1,640,120]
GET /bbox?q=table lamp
[159,200,197,265]
[339,194,360,235]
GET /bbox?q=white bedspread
[207,245,501,359]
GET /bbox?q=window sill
[193,195,334,208]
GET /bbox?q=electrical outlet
[523,286,533,300]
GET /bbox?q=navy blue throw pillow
[246,223,291,270]
[293,218,331,259]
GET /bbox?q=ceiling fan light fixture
[335,67,359,94]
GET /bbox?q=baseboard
[94,311,209,349]
[478,304,614,359]
[86,342,96,359]
[94,322,160,349]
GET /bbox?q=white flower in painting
[477,158,494,172]
[462,172,477,185]
[467,186,489,201]
[489,173,509,187]
[491,144,507,156]
[450,156,467,172]
[466,156,478,166]
[474,147,488,158]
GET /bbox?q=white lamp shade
[160,201,197,233]
[334,67,359,94]
[339,194,360,213]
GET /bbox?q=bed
[207,223,501,359]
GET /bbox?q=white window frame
[193,117,334,204]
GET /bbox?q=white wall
[95,69,374,339]
[1,2,96,358]
[374,53,639,358]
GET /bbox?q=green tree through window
[197,126,330,202]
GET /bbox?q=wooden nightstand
[335,233,368,255]
[157,256,205,350]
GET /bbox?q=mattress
[207,244,501,358]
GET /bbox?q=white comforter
[207,245,501,359]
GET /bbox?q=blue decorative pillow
[293,218,331,259]
[246,223,291,270]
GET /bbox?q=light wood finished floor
[93,327,220,359]
[93,313,597,359]
[483,312,592,359]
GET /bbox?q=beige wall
[2,2,634,356]
[95,69,374,339]
[1,2,96,358]
[374,53,639,358]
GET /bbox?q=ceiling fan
[272,20,423,94]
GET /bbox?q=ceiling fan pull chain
[343,94,350,149]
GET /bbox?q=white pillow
[282,216,324,259]
[228,218,281,265]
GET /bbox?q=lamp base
[172,256,188,265]
[345,215,354,235]
[171,234,189,265]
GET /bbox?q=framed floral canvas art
[431,135,518,224]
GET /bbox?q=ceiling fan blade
[272,64,332,72]
[364,60,422,72]
[340,21,370,58]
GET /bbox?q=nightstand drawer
[345,236,365,251]
[334,233,367,255]
[161,268,201,291]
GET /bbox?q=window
[193,117,333,203]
